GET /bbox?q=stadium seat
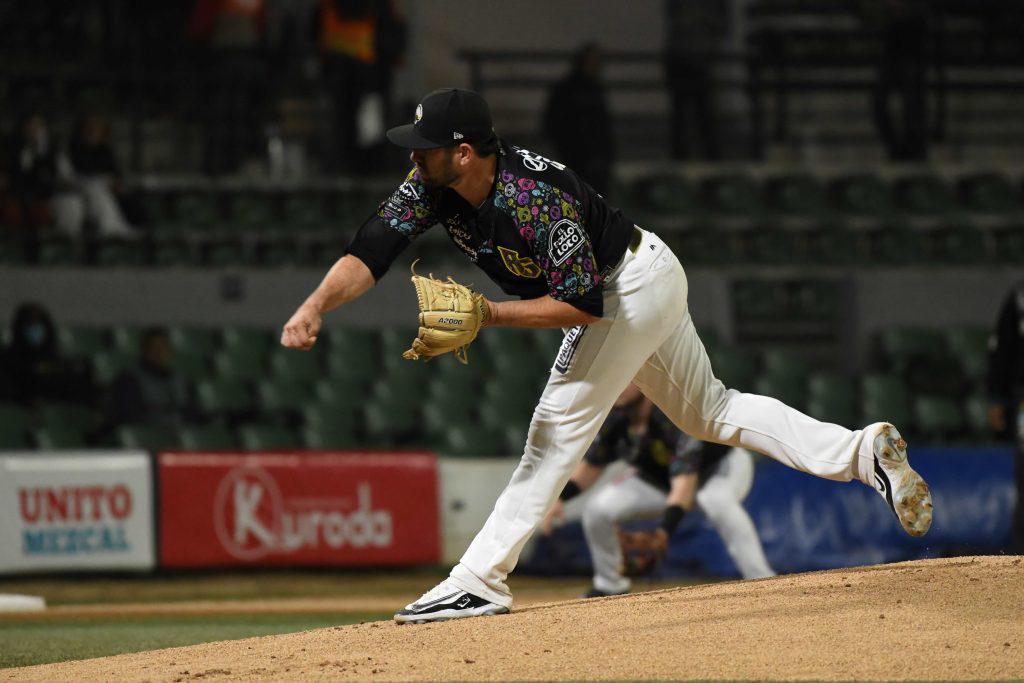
[196,378,254,416]
[110,325,142,356]
[482,381,537,424]
[302,421,360,449]
[957,173,1019,214]
[864,225,927,265]
[830,174,892,216]
[171,351,208,383]
[807,225,860,265]
[503,422,529,456]
[381,353,434,388]
[115,425,176,450]
[895,175,955,216]
[761,348,811,383]
[169,326,218,358]
[37,237,80,265]
[302,403,357,434]
[990,226,1024,265]
[363,401,418,446]
[379,326,420,360]
[625,173,696,219]
[371,381,423,411]
[913,395,966,442]
[91,351,131,386]
[442,424,505,457]
[213,351,265,382]
[152,239,196,267]
[764,173,826,216]
[944,325,989,384]
[221,326,272,357]
[707,346,757,392]
[269,348,322,384]
[421,403,450,443]
[59,325,106,358]
[754,375,807,412]
[37,402,94,434]
[324,326,378,360]
[95,240,146,267]
[33,425,87,449]
[877,327,944,367]
[202,239,252,267]
[238,424,299,450]
[0,404,31,449]
[178,424,237,451]
[860,374,914,429]
[284,194,326,231]
[807,369,859,425]
[324,352,379,390]
[175,192,221,229]
[700,174,762,215]
[315,380,367,412]
[0,239,25,265]
[426,377,479,415]
[929,224,988,264]
[258,238,302,267]
[229,193,277,232]
[964,394,992,440]
[256,378,306,418]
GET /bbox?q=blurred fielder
[543,384,774,597]
[281,88,932,624]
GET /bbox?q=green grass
[0,612,389,669]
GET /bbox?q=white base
[0,594,46,612]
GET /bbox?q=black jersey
[345,141,635,317]
[584,407,731,492]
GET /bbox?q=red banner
[158,451,440,568]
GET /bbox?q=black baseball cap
[386,88,494,149]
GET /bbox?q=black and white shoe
[582,586,629,599]
[872,423,933,537]
[394,579,509,624]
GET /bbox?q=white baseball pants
[449,228,882,608]
[584,448,776,595]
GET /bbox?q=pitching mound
[6,556,1022,682]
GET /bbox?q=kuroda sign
[159,452,440,568]
[0,453,155,572]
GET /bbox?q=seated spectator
[2,113,83,235]
[68,113,137,238]
[0,302,92,407]
[108,327,195,432]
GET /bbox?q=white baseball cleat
[871,423,933,537]
[394,578,509,624]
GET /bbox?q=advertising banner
[0,452,155,573]
[159,451,440,568]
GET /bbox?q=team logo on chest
[548,219,585,266]
[497,246,541,278]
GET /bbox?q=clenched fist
[281,305,322,351]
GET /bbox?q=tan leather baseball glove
[402,263,490,364]
[618,528,668,577]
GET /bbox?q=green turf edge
[0,611,389,669]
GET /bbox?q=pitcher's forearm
[487,295,599,328]
[305,254,376,313]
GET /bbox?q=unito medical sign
[158,452,440,567]
[0,452,155,572]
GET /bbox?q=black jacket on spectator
[0,303,92,406]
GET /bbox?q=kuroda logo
[213,467,393,561]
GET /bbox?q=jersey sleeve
[669,433,703,478]
[497,170,604,317]
[345,168,438,280]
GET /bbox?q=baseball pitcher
[280,88,932,624]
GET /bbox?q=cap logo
[453,132,464,140]
[414,104,423,123]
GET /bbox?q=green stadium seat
[325,327,378,359]
[238,424,299,450]
[152,239,196,267]
[33,424,87,449]
[302,403,357,433]
[91,351,131,386]
[258,239,302,267]
[37,402,95,434]
[95,239,146,267]
[115,424,176,450]
[302,421,359,449]
[37,238,80,265]
[503,422,530,456]
[363,401,418,446]
[754,375,807,412]
[860,374,913,429]
[421,403,450,443]
[764,173,826,216]
[913,395,965,442]
[178,424,237,451]
[175,192,221,229]
[707,347,756,392]
[0,404,32,449]
[0,239,26,265]
[229,193,277,232]
[701,174,762,215]
[482,381,537,423]
[743,227,801,264]
[426,378,479,415]
[371,381,422,410]
[269,348,322,384]
[59,325,106,358]
[203,240,252,267]
[761,348,811,383]
[196,378,253,416]
[991,226,1024,265]
[256,378,306,418]
[964,394,992,439]
[442,424,505,457]
[830,174,892,216]
[929,225,988,264]
[808,225,860,266]
[957,173,1019,214]
[625,173,696,219]
[379,326,420,361]
[324,352,378,389]
[213,351,265,382]
[221,326,272,356]
[381,354,434,387]
[110,325,142,356]
[877,327,944,366]
[168,327,217,357]
[315,380,367,412]
[895,175,955,216]
[806,372,859,425]
[531,328,564,356]
[864,225,927,265]
[944,325,989,384]
[171,351,208,383]
[284,194,326,230]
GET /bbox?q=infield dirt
[5,555,1023,681]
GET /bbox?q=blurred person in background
[67,113,137,239]
[543,384,774,598]
[987,282,1024,553]
[108,327,195,434]
[316,0,406,173]
[0,302,92,407]
[663,0,728,160]
[542,43,614,196]
[188,0,267,175]
[859,0,931,161]
[2,113,83,235]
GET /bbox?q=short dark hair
[470,134,499,158]
[140,326,170,352]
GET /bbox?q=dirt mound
[5,556,1022,682]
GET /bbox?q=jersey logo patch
[498,246,541,278]
[548,219,585,266]
[514,148,565,172]
[554,325,586,374]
